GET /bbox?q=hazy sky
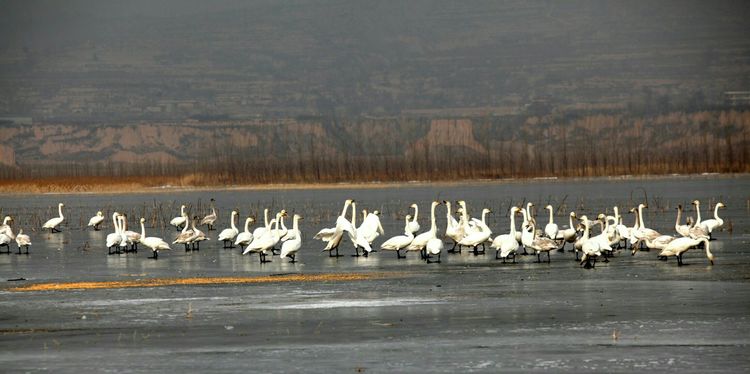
[1,0,748,119]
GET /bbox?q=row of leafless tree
[2,109,748,185]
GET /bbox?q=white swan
[674,205,692,237]
[520,219,559,263]
[578,215,603,269]
[458,208,493,256]
[0,216,14,240]
[349,202,373,256]
[688,200,710,239]
[380,215,414,259]
[244,211,284,263]
[186,216,209,251]
[119,214,142,252]
[321,199,356,257]
[491,206,521,262]
[557,212,578,250]
[658,237,714,266]
[0,231,11,253]
[700,202,725,236]
[590,214,613,258]
[276,211,289,243]
[14,228,31,254]
[444,201,464,253]
[218,210,239,248]
[406,201,441,259]
[252,208,271,239]
[544,205,559,240]
[139,217,171,259]
[234,217,256,249]
[280,214,303,263]
[170,205,187,230]
[172,215,195,250]
[358,210,384,249]
[106,212,123,255]
[632,203,662,253]
[42,203,65,233]
[406,203,420,235]
[87,211,105,231]
[199,198,217,231]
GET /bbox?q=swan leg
[352,246,361,257]
[362,249,369,257]
[397,249,405,259]
[546,251,551,263]
[448,241,458,253]
[535,253,541,263]
[289,254,296,263]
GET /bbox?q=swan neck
[569,214,574,229]
[412,205,419,221]
[429,203,437,233]
[548,207,554,224]
[351,202,357,227]
[140,221,146,238]
[264,209,270,228]
[58,204,64,219]
[694,203,702,224]
[244,218,251,233]
[583,219,590,240]
[638,206,645,229]
[509,210,517,235]
[230,213,237,231]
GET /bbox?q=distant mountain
[2,109,747,181]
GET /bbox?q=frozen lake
[1,176,749,372]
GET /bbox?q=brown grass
[8,273,393,292]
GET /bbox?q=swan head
[431,201,441,207]
[97,211,103,217]
[294,214,303,221]
[405,214,412,221]
[716,202,725,209]
[692,200,700,206]
[510,206,520,214]
[545,205,553,210]
[482,208,491,214]
[281,210,288,218]
[231,210,238,216]
[59,203,64,207]
[140,218,146,224]
[457,200,466,208]
[246,217,255,224]
[570,212,576,218]
[597,213,606,221]
[373,210,380,215]
[410,203,418,209]
[442,200,450,206]
[638,203,646,209]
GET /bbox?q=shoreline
[0,172,743,196]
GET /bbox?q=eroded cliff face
[0,144,16,166]
[2,110,748,175]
